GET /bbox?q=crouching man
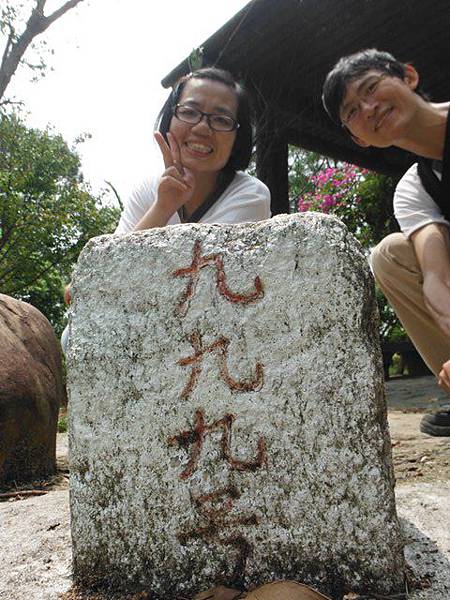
[322,48,450,436]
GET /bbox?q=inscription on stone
[177,332,264,400]
[170,241,267,579]
[173,239,264,316]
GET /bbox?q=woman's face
[169,78,238,175]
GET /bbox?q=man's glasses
[341,73,387,127]
[174,104,239,132]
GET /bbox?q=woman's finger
[154,131,174,169]
[164,165,187,181]
[183,166,195,189]
[167,132,184,175]
[159,174,188,192]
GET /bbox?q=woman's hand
[134,132,195,231]
[64,284,72,305]
[154,131,195,217]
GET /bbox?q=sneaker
[420,408,450,437]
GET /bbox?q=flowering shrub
[296,163,396,247]
[297,164,366,213]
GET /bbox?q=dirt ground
[386,375,450,484]
[0,375,449,600]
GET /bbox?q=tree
[0,0,84,105]
[0,114,120,333]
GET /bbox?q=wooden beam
[255,129,289,216]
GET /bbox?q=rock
[0,294,64,485]
[194,585,242,600]
[244,581,332,599]
[193,582,331,599]
[68,213,404,599]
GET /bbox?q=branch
[104,180,124,211]
[45,0,84,28]
[0,0,85,102]
[0,234,86,293]
[0,489,48,500]
[0,222,17,253]
[0,98,24,107]
[0,257,59,292]
[1,25,14,72]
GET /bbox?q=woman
[61,68,270,352]
[114,67,271,233]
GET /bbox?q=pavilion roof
[162,0,450,175]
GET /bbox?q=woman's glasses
[174,104,239,132]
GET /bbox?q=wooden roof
[162,0,450,176]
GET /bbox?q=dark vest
[417,107,450,220]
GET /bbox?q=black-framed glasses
[174,104,239,132]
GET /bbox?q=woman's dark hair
[322,49,409,125]
[156,67,253,173]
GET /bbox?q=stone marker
[68,213,404,599]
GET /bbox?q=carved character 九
[177,331,264,400]
[172,240,264,317]
[168,408,267,480]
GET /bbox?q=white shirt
[115,171,271,234]
[394,163,448,238]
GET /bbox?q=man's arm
[411,223,450,390]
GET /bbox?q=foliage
[288,147,333,208]
[0,113,120,334]
[58,412,68,433]
[292,149,404,342]
[376,287,406,342]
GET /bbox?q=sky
[5,0,250,204]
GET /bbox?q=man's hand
[422,272,450,338]
[439,359,450,393]
[411,223,450,337]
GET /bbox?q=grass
[58,409,68,433]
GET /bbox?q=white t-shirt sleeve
[114,178,159,234]
[394,163,449,238]
[202,172,271,224]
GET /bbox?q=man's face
[339,65,420,148]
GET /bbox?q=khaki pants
[371,233,450,376]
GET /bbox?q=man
[322,48,450,436]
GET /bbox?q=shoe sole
[419,421,450,437]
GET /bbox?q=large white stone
[68,213,404,598]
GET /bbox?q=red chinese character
[168,409,267,480]
[177,331,264,400]
[177,485,258,584]
[173,240,264,317]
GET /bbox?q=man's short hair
[322,49,406,125]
